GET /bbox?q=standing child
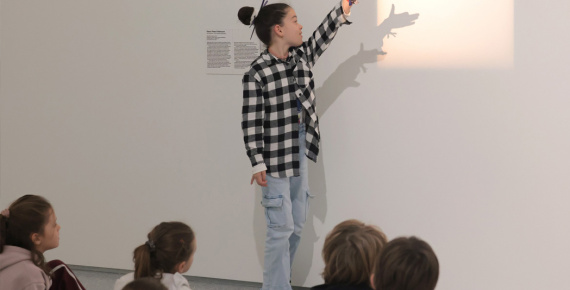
[114,222,196,290]
[239,1,360,289]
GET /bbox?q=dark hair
[122,277,168,290]
[321,219,387,287]
[237,3,291,46]
[133,222,196,279]
[0,195,53,275]
[373,237,439,290]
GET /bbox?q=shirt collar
[261,48,295,65]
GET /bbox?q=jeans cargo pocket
[261,195,285,228]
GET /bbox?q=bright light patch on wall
[376,1,514,69]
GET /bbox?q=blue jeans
[261,124,310,290]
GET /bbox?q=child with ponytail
[239,1,360,289]
[0,195,60,290]
[114,222,197,290]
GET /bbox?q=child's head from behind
[321,219,387,287]
[133,222,196,279]
[0,195,59,273]
[122,277,167,290]
[373,236,439,290]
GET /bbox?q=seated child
[114,222,196,290]
[0,194,84,290]
[312,219,388,290]
[371,236,439,290]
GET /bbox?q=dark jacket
[47,260,86,290]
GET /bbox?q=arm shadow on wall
[252,5,419,286]
[249,42,379,284]
[290,43,381,287]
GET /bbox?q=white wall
[1,1,569,289]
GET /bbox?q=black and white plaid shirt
[242,1,350,178]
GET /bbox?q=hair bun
[238,6,255,25]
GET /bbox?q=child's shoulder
[244,57,268,82]
[113,272,135,290]
[161,272,191,290]
[248,49,277,70]
[172,272,191,290]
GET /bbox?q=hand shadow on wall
[377,4,419,55]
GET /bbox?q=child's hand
[251,171,268,187]
[343,0,359,14]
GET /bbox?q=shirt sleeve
[341,9,351,23]
[299,0,351,68]
[242,70,267,174]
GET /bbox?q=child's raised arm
[299,0,359,68]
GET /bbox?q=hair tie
[145,240,156,252]
[0,209,9,218]
[250,0,269,39]
[250,8,259,26]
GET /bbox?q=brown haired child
[114,222,196,290]
[0,194,85,290]
[312,219,387,290]
[372,236,439,290]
